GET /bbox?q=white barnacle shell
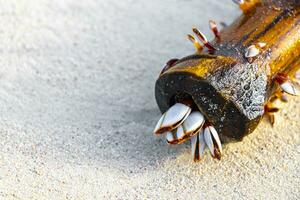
[245,44,260,58]
[257,42,267,48]
[232,0,245,5]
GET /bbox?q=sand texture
[0,0,299,199]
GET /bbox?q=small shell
[166,131,175,143]
[204,125,222,159]
[154,103,191,134]
[167,111,205,144]
[245,45,260,58]
[232,0,244,5]
[209,20,217,29]
[191,131,206,161]
[257,42,267,48]
[280,81,299,96]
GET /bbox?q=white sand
[0,0,299,199]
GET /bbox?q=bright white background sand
[0,0,299,199]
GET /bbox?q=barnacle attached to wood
[153,0,300,161]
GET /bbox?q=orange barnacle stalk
[209,20,220,39]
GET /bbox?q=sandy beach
[0,0,299,199]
